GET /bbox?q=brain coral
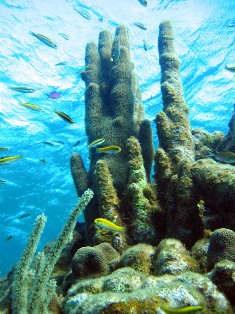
[72,242,119,279]
[207,228,235,270]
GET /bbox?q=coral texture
[207,228,235,270]
[72,242,119,279]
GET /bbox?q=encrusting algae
[1,20,235,314]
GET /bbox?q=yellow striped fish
[134,22,147,30]
[10,86,35,93]
[54,110,74,124]
[88,138,105,147]
[30,31,57,48]
[96,145,121,154]
[160,305,203,313]
[94,218,124,233]
[0,155,22,164]
[21,103,42,111]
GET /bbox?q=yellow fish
[30,31,57,48]
[94,218,124,233]
[54,110,74,124]
[225,64,235,71]
[88,138,105,147]
[134,22,147,30]
[0,155,22,164]
[21,103,42,111]
[161,305,203,313]
[96,145,121,154]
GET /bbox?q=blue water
[0,0,234,277]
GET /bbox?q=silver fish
[138,0,147,7]
[210,151,235,164]
[75,8,91,20]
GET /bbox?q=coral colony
[1,21,235,313]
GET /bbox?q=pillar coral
[71,24,154,243]
[155,20,235,246]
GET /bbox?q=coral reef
[71,242,119,279]
[71,24,155,244]
[207,228,235,270]
[216,104,235,152]
[2,19,235,314]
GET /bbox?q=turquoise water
[0,0,234,277]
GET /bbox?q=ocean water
[0,0,234,277]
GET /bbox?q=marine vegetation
[1,20,235,313]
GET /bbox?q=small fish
[228,23,235,27]
[39,159,46,163]
[30,31,57,48]
[43,141,54,146]
[111,40,121,62]
[73,140,81,147]
[98,16,103,22]
[0,155,22,164]
[10,86,35,93]
[134,23,147,30]
[47,91,61,99]
[55,61,67,66]
[0,147,8,151]
[54,110,74,124]
[0,179,6,183]
[59,33,70,40]
[96,145,121,154]
[210,151,235,164]
[225,64,235,72]
[75,8,91,20]
[18,213,31,219]
[138,0,147,7]
[88,138,105,148]
[21,103,42,111]
[143,39,148,51]
[94,218,124,233]
[160,305,203,313]
[6,235,13,241]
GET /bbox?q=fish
[111,40,121,62]
[6,235,13,241]
[160,305,203,313]
[59,33,69,40]
[21,103,42,111]
[0,179,6,183]
[18,213,31,219]
[99,16,103,22]
[39,159,46,163]
[94,218,124,233]
[225,64,235,72]
[55,62,67,66]
[143,39,148,51]
[228,23,235,27]
[134,23,147,30]
[88,138,105,148]
[75,8,91,20]
[54,110,74,124]
[43,141,54,146]
[0,155,22,164]
[30,31,57,48]
[210,151,235,164]
[10,86,35,93]
[47,91,61,99]
[96,145,121,154]
[138,0,147,7]
[0,147,8,151]
[73,140,81,147]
